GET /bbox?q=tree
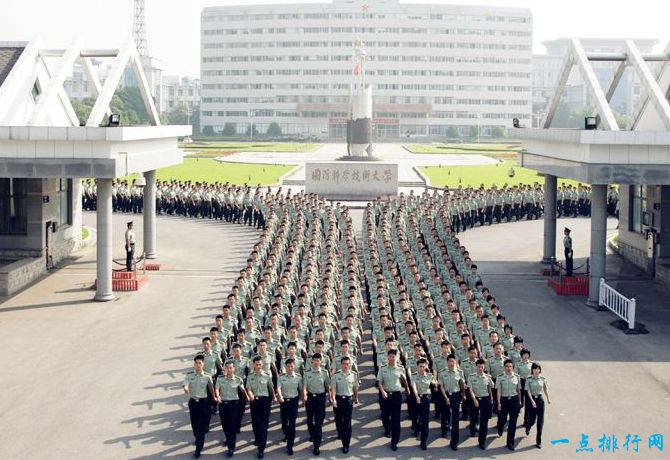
[202,125,215,136]
[267,122,282,137]
[446,126,459,139]
[245,124,259,136]
[469,125,479,140]
[71,97,96,125]
[222,123,236,136]
[491,127,505,138]
[165,102,190,125]
[110,86,150,125]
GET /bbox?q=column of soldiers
[182,190,365,458]
[81,179,268,230]
[362,190,551,453]
[82,179,619,234]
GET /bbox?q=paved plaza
[0,212,668,459]
[216,143,497,186]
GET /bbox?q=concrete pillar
[542,174,557,264]
[587,184,608,308]
[95,178,115,302]
[143,170,157,259]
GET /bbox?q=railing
[598,278,636,330]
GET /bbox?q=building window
[58,179,72,226]
[0,178,28,235]
[629,185,647,234]
[31,79,41,102]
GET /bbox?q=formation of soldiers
[182,190,365,458]
[81,179,269,229]
[180,185,558,458]
[364,190,551,453]
[81,180,619,236]
[444,183,619,233]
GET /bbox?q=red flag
[352,62,361,75]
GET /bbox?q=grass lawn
[420,160,581,188]
[405,143,520,157]
[180,142,320,153]
[124,158,295,185]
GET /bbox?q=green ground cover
[404,143,521,156]
[419,160,581,188]
[180,142,320,153]
[124,159,294,185]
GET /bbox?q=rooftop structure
[0,37,190,299]
[515,38,670,303]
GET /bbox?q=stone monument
[339,37,381,161]
[306,38,398,200]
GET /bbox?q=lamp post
[477,112,481,144]
[249,110,255,142]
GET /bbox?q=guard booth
[0,38,190,299]
[514,38,670,304]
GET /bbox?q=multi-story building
[200,0,533,139]
[162,75,201,111]
[532,38,658,126]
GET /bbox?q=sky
[1,0,669,76]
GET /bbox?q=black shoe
[507,444,515,451]
[478,443,486,450]
[525,427,530,436]
[257,451,264,459]
[287,448,293,455]
[282,437,287,443]
[497,429,503,437]
[194,450,201,458]
[420,444,427,451]
[391,444,398,451]
[226,450,234,458]
[313,447,320,456]
[384,430,391,438]
[537,443,542,449]
[450,445,458,451]
[342,447,349,454]
[308,437,313,443]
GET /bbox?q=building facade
[162,75,200,111]
[200,0,532,139]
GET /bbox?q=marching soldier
[303,353,331,456]
[468,358,494,450]
[215,360,248,457]
[410,358,435,450]
[331,356,360,454]
[246,356,275,459]
[438,354,466,450]
[376,349,409,451]
[276,358,302,455]
[230,343,250,431]
[496,359,522,451]
[201,337,223,416]
[524,362,551,449]
[182,354,215,458]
